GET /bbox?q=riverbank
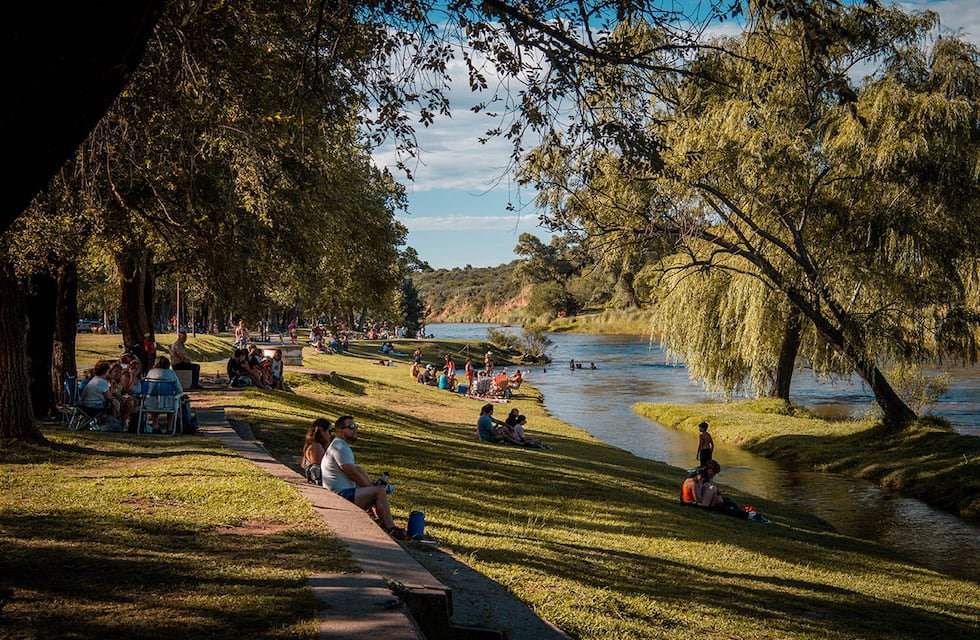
[545,308,654,335]
[635,398,980,522]
[7,335,978,639]
[238,341,978,638]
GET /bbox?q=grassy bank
[634,399,980,521]
[5,337,978,639]
[234,344,977,639]
[546,308,655,335]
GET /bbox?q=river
[428,322,980,580]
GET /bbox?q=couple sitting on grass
[476,405,551,449]
[302,416,411,541]
[681,460,766,521]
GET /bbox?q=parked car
[76,320,98,333]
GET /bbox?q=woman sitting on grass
[513,414,550,449]
[302,418,332,484]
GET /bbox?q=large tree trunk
[769,306,803,401]
[852,357,917,427]
[51,262,79,409]
[117,247,155,347]
[0,262,44,444]
[26,273,58,419]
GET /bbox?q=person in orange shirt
[681,468,706,504]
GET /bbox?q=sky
[372,1,980,271]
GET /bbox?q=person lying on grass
[320,415,411,540]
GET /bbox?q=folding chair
[60,374,106,431]
[59,374,79,429]
[136,378,183,435]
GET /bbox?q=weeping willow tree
[651,251,842,400]
[522,2,980,427]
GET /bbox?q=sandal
[387,526,411,541]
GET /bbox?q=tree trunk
[769,306,802,401]
[51,262,79,409]
[116,247,154,347]
[0,262,44,444]
[26,273,58,419]
[789,292,917,427]
[852,357,917,428]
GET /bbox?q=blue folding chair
[136,378,183,435]
[62,374,106,431]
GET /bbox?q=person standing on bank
[696,421,714,466]
[320,415,411,540]
[170,331,203,390]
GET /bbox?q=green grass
[223,344,978,639]
[75,332,236,370]
[0,431,355,639]
[5,338,979,639]
[635,398,980,520]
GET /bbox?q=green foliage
[885,365,952,414]
[521,2,980,425]
[411,261,526,322]
[527,281,577,317]
[487,324,553,362]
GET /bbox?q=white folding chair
[137,378,183,435]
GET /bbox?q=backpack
[304,461,322,485]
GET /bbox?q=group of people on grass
[476,404,551,449]
[226,344,286,390]
[411,352,459,391]
[299,404,555,543]
[681,422,725,507]
[77,350,192,434]
[679,422,762,520]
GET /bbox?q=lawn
[3,334,978,639]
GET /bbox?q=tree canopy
[520,1,980,425]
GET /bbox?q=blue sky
[374,1,980,270]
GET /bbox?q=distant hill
[411,261,531,323]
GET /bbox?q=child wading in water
[696,421,714,466]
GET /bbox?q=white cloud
[904,1,980,45]
[398,213,538,232]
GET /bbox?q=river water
[429,323,980,580]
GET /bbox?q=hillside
[411,261,530,323]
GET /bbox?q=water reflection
[429,323,980,579]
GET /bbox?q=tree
[522,3,980,426]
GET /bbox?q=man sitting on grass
[320,415,411,541]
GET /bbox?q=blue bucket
[457,384,468,395]
[407,510,425,539]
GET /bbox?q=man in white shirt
[320,415,410,540]
[169,331,202,389]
